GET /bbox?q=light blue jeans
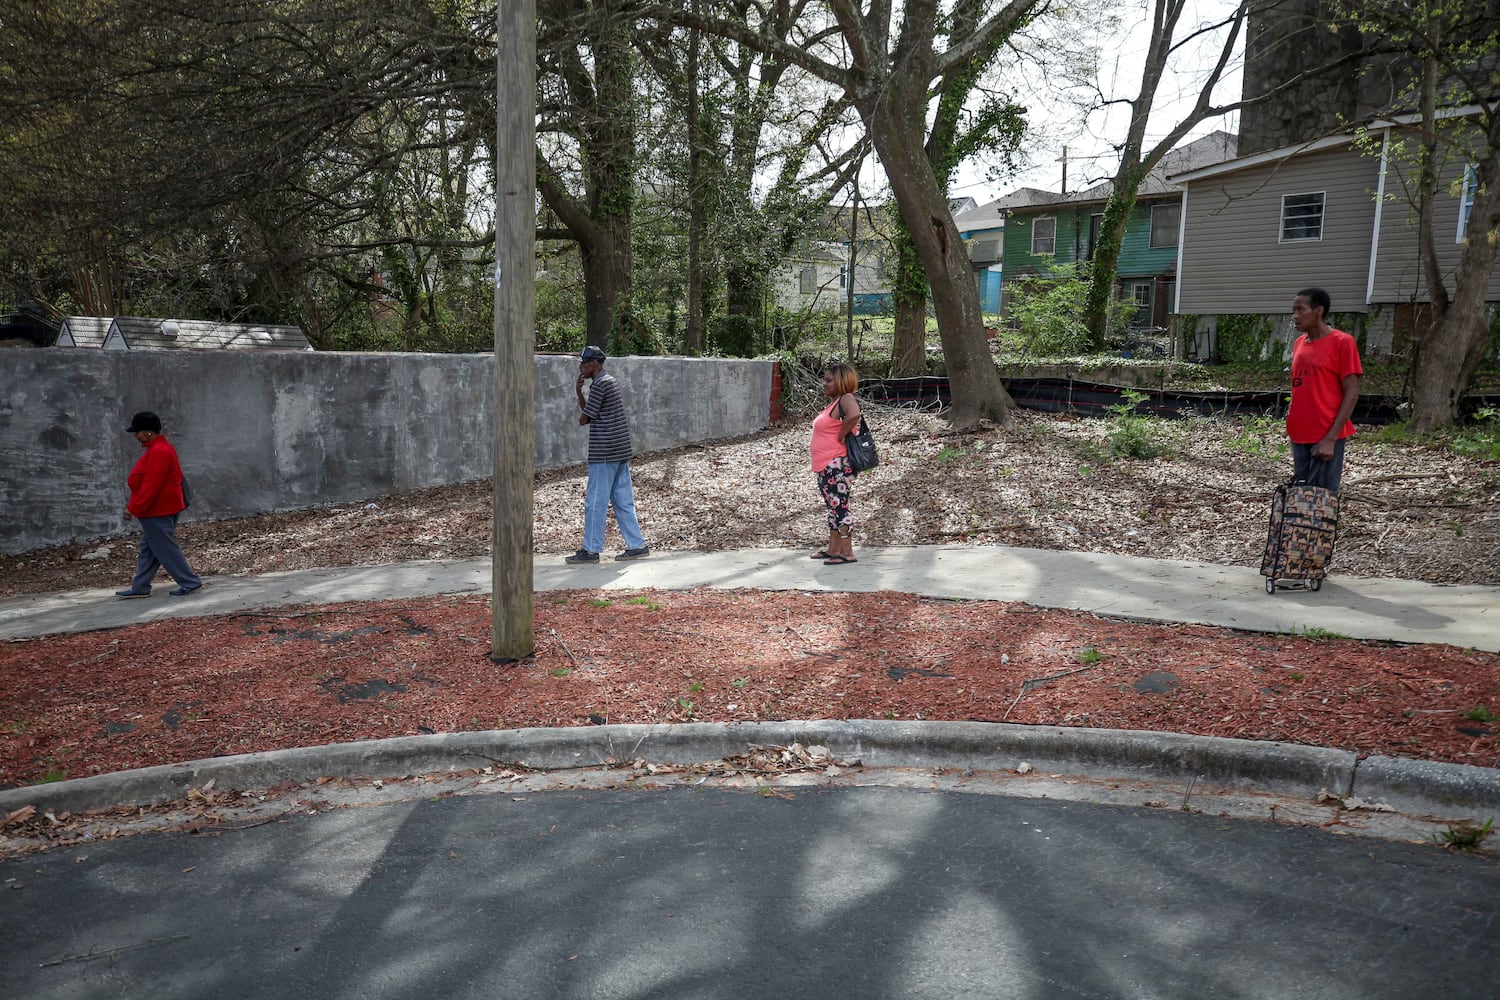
[583,461,646,553]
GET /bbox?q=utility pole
[685,0,704,354]
[492,0,536,661]
[1058,145,1069,194]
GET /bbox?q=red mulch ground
[2,588,1498,788]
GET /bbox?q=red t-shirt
[1287,329,1362,444]
[126,436,187,517]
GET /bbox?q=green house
[1000,131,1236,330]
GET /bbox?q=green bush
[710,313,760,357]
[1453,406,1500,462]
[608,309,663,357]
[1214,315,1278,364]
[1370,407,1500,462]
[1004,260,1137,357]
[1106,389,1167,459]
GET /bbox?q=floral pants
[816,456,854,534]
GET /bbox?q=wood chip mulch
[3,588,1497,789]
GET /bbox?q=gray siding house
[1170,110,1496,362]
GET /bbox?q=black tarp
[859,375,1499,426]
[0,307,60,347]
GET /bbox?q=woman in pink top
[809,363,863,565]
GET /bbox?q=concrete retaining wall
[0,351,773,554]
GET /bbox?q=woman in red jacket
[116,411,202,598]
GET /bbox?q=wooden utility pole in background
[685,0,705,354]
[492,0,536,661]
[845,178,858,360]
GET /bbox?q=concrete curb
[10,720,1491,822]
[1353,755,1500,818]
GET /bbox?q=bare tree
[657,1,1047,424]
[887,0,1025,377]
[0,0,498,345]
[536,0,640,348]
[1338,0,1500,429]
[1079,0,1369,349]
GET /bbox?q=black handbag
[837,399,879,473]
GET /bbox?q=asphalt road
[4,785,1497,1000]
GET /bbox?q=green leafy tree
[635,1,864,356]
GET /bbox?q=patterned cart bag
[1260,482,1339,583]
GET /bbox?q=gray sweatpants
[131,514,202,592]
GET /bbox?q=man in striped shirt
[567,346,650,563]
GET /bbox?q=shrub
[710,313,760,358]
[1004,260,1138,357]
[1106,389,1167,459]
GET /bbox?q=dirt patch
[3,589,1497,789]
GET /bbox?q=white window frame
[1457,164,1478,242]
[1149,203,1179,248]
[1030,216,1056,255]
[839,263,850,290]
[1130,281,1153,327]
[1280,192,1325,242]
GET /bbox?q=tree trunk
[534,0,635,349]
[1406,34,1496,431]
[1083,176,1142,347]
[1410,291,1493,430]
[890,299,927,376]
[867,101,1012,424]
[889,235,927,376]
[1409,152,1500,430]
[580,228,630,348]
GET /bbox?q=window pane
[1458,165,1477,242]
[1031,217,1056,255]
[1150,203,1180,248]
[1281,193,1324,241]
[1131,282,1153,327]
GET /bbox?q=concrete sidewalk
[1,544,1496,650]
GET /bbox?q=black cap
[580,346,606,362]
[125,411,162,434]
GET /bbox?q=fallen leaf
[2,805,36,829]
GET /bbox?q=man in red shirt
[1287,287,1362,492]
[116,411,203,598]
